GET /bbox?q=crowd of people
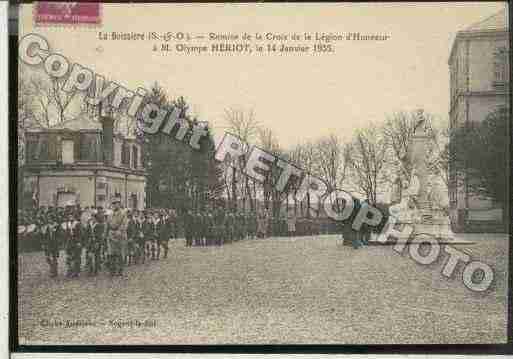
[19,191,382,279]
[16,197,274,279]
[183,208,260,246]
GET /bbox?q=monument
[387,111,456,242]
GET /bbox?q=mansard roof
[464,8,507,32]
[49,114,102,131]
[448,8,508,65]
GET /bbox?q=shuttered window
[121,141,130,166]
[132,146,138,168]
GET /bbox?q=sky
[19,2,507,148]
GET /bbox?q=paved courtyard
[17,234,508,345]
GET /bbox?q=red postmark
[34,2,101,26]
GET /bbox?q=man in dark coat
[85,214,105,275]
[41,213,61,278]
[65,213,82,278]
[184,210,194,247]
[157,213,170,259]
[134,211,146,263]
[143,212,154,262]
[126,212,137,265]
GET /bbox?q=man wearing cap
[41,213,61,277]
[64,213,82,278]
[134,211,146,264]
[184,209,194,247]
[142,211,153,260]
[126,211,137,266]
[156,212,169,259]
[106,196,128,276]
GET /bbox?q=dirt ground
[17,234,508,345]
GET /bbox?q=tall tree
[312,134,350,192]
[138,83,223,211]
[223,107,259,211]
[448,107,508,211]
[346,123,388,205]
[382,110,438,182]
[287,141,317,217]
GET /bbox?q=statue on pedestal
[387,111,454,240]
[389,169,421,223]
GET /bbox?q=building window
[493,46,508,86]
[25,134,63,162]
[121,141,130,166]
[26,134,39,162]
[132,146,138,169]
[79,133,101,161]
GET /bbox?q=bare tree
[287,141,317,217]
[48,76,75,123]
[287,144,307,216]
[224,107,259,144]
[223,107,260,211]
[29,76,53,127]
[312,134,349,192]
[19,65,78,128]
[382,110,438,182]
[346,123,388,205]
[257,126,285,219]
[429,120,450,189]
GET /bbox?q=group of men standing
[20,199,309,279]
[183,208,258,246]
[26,196,179,278]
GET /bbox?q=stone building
[448,8,509,231]
[22,115,146,210]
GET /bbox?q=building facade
[448,9,509,231]
[22,115,146,210]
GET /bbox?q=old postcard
[13,2,509,347]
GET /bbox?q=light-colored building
[448,8,509,231]
[22,115,146,210]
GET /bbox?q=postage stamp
[34,2,101,27]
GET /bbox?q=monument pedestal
[368,113,474,245]
[368,216,474,245]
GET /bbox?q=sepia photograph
[12,1,510,348]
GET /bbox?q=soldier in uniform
[170,209,179,241]
[41,213,61,277]
[149,212,160,259]
[184,209,194,247]
[240,212,247,240]
[168,209,177,242]
[85,213,105,276]
[134,211,146,264]
[249,211,258,239]
[200,210,208,246]
[233,212,239,241]
[106,196,128,276]
[142,212,153,260]
[211,209,221,246]
[95,207,108,267]
[287,212,297,237]
[203,211,214,246]
[227,212,235,243]
[126,211,137,266]
[157,212,169,259]
[65,213,82,278]
[192,211,202,246]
